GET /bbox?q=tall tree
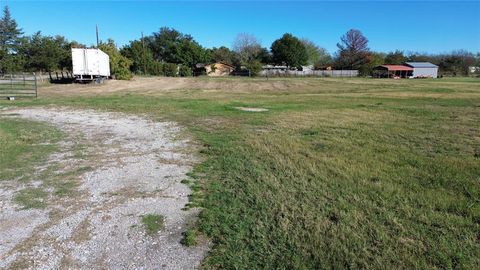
[0,5,22,50]
[147,27,208,67]
[271,33,308,68]
[301,39,320,65]
[0,5,23,73]
[301,38,332,68]
[232,33,262,65]
[121,39,158,74]
[334,29,371,72]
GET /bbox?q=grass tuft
[181,229,198,247]
[141,214,165,234]
[14,187,48,209]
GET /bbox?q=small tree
[99,39,132,80]
[162,63,178,77]
[271,33,308,68]
[384,50,406,64]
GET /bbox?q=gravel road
[0,107,209,269]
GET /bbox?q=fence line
[0,73,38,99]
[260,70,359,77]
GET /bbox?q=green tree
[208,46,238,66]
[17,32,74,72]
[271,33,308,68]
[99,39,132,80]
[301,39,320,65]
[0,5,23,73]
[120,39,159,75]
[0,5,22,50]
[384,50,406,64]
[147,27,208,67]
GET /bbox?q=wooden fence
[260,69,359,77]
[0,73,38,99]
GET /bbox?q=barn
[373,65,413,78]
[404,62,438,78]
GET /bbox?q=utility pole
[96,24,100,48]
[142,32,147,75]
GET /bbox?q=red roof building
[373,65,414,78]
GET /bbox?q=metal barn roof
[405,62,438,68]
[377,65,414,71]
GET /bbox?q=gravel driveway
[0,107,209,269]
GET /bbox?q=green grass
[182,229,198,247]
[1,77,479,269]
[141,214,165,234]
[0,117,63,181]
[13,187,48,209]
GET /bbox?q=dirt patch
[38,76,318,97]
[0,107,209,269]
[234,107,269,112]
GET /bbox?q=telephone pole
[96,24,100,48]
[142,32,147,75]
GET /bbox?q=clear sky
[3,0,480,54]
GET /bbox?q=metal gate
[0,73,38,99]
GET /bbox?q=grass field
[1,77,479,269]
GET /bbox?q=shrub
[149,61,164,76]
[163,63,178,77]
[245,60,263,76]
[181,229,197,246]
[179,65,192,77]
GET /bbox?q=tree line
[1,5,479,79]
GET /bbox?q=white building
[404,62,438,78]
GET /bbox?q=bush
[179,65,192,77]
[245,60,263,76]
[149,61,164,76]
[163,63,178,77]
[99,39,133,80]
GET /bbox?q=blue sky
[3,0,480,54]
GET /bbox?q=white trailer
[71,48,110,82]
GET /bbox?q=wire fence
[0,73,38,99]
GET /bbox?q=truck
[71,48,110,83]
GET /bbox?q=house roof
[211,62,236,68]
[376,65,413,71]
[404,62,438,68]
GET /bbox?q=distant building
[469,66,480,75]
[194,62,235,76]
[373,65,413,78]
[205,62,236,76]
[404,62,438,78]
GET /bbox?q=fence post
[23,73,26,87]
[34,73,38,98]
[10,74,13,90]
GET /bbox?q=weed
[141,214,165,234]
[181,229,197,247]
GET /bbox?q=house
[404,62,438,78]
[373,65,413,78]
[205,62,236,76]
[469,66,480,75]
